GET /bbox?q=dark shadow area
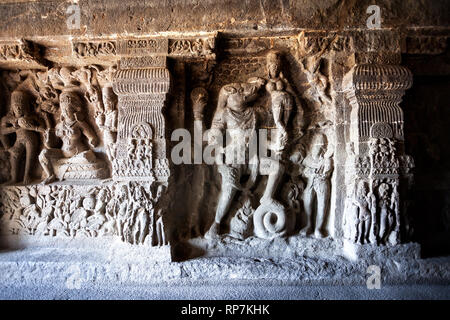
[171,241,206,262]
[403,49,450,258]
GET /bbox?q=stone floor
[0,237,449,300]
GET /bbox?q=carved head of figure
[266,50,282,79]
[10,90,30,118]
[97,189,108,202]
[102,86,117,113]
[133,185,145,201]
[60,91,83,123]
[356,180,369,199]
[156,184,166,200]
[218,78,265,113]
[117,184,128,199]
[309,133,327,159]
[378,183,390,199]
[82,196,96,211]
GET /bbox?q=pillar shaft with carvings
[343,63,415,251]
[112,40,171,182]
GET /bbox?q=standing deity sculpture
[0,90,46,184]
[38,90,107,184]
[300,133,333,238]
[260,50,296,203]
[377,182,400,245]
[204,77,265,239]
[345,180,376,244]
[265,50,294,154]
[95,86,118,162]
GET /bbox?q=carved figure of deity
[260,51,299,205]
[265,50,295,153]
[131,185,151,245]
[204,77,265,239]
[348,180,377,244]
[300,133,333,238]
[95,86,118,161]
[38,91,105,184]
[377,182,400,245]
[114,184,130,242]
[0,90,46,184]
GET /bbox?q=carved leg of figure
[23,141,37,185]
[39,149,61,184]
[314,180,331,238]
[351,210,360,243]
[8,150,21,184]
[389,214,400,245]
[205,183,238,240]
[300,185,315,236]
[138,210,148,244]
[116,220,123,241]
[190,165,205,237]
[357,219,364,244]
[0,135,9,149]
[379,208,388,245]
[364,217,372,244]
[156,217,166,246]
[260,160,284,204]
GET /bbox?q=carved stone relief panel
[0,30,420,262]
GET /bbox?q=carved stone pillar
[112,40,171,182]
[343,62,419,259]
[111,40,172,250]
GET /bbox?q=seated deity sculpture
[39,90,107,184]
[0,90,46,184]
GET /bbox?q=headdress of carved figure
[102,86,117,112]
[10,90,30,117]
[59,91,83,121]
[266,50,282,79]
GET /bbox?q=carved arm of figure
[17,117,46,134]
[77,120,99,148]
[191,87,208,122]
[279,72,298,120]
[317,157,333,179]
[0,115,18,135]
[208,105,226,164]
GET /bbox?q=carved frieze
[73,41,117,58]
